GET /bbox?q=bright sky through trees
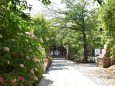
[25,0,100,19]
[26,0,66,17]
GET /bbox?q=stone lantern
[97,44,111,68]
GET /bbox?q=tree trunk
[82,14,88,62]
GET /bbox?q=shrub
[0,1,52,85]
[0,2,47,85]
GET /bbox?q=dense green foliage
[98,0,115,46]
[49,0,114,61]
[0,0,52,85]
[98,0,115,59]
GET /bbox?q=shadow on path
[38,77,53,86]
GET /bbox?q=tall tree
[60,0,91,62]
[98,0,115,48]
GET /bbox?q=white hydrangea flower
[35,68,38,71]
[26,56,30,60]
[39,38,43,43]
[104,44,107,49]
[25,32,33,36]
[32,58,39,62]
[19,64,24,68]
[3,47,10,52]
[0,34,2,38]
[29,32,33,35]
[34,76,38,81]
[25,32,30,35]
[30,70,34,74]
[31,35,37,39]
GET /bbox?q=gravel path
[77,63,115,86]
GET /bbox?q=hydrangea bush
[0,1,50,85]
[0,29,46,85]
